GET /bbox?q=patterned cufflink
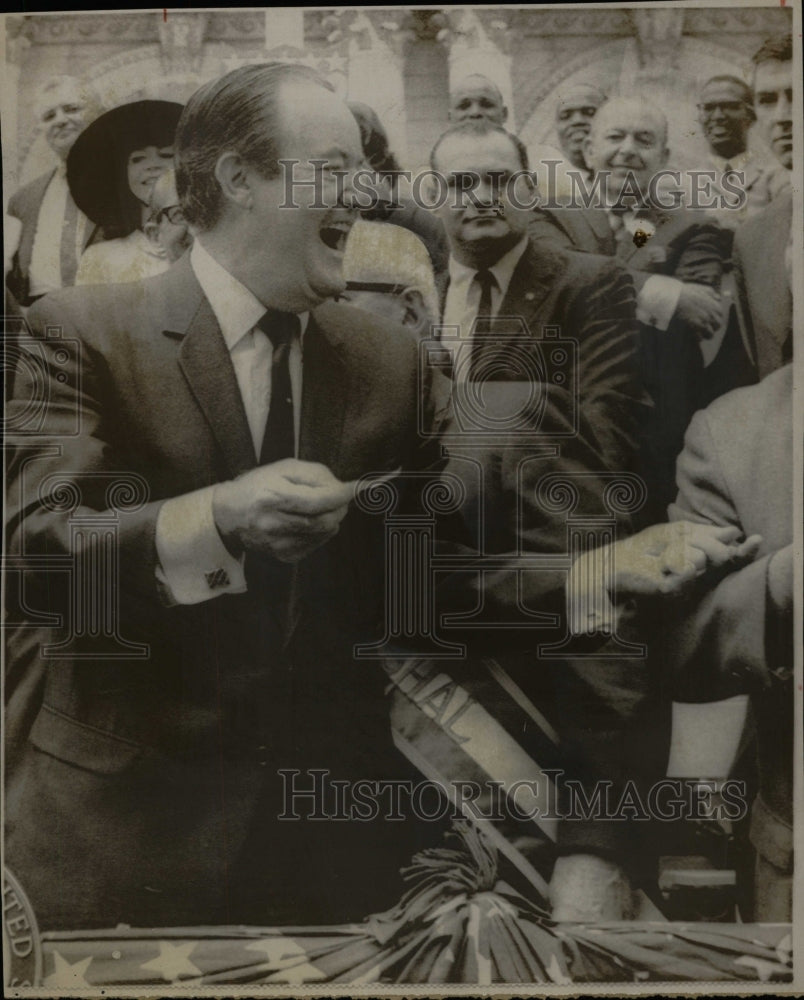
[205,568,231,590]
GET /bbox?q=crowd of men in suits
[3,31,795,934]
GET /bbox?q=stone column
[620,9,685,99]
[344,12,410,167]
[4,17,33,200]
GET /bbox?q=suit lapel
[18,171,57,274]
[586,207,616,254]
[436,268,450,321]
[165,257,257,477]
[616,210,676,268]
[498,241,559,336]
[753,196,793,349]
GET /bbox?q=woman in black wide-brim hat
[69,99,183,286]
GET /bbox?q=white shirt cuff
[155,485,247,605]
[637,275,683,331]
[566,547,618,636]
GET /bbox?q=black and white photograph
[1,3,801,994]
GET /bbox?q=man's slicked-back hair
[430,120,529,172]
[752,33,793,67]
[176,61,333,232]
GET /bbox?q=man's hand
[212,459,353,563]
[673,283,722,339]
[610,521,762,599]
[568,521,762,635]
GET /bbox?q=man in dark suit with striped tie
[6,63,452,931]
[427,121,663,921]
[431,120,645,475]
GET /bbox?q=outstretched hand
[568,520,762,635]
[609,521,762,599]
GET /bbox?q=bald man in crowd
[6,76,102,304]
[529,96,744,522]
[447,73,576,205]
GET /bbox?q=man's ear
[401,287,428,335]
[214,151,252,211]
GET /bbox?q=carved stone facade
[4,6,792,188]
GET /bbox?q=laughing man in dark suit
[6,62,451,931]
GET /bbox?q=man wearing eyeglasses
[144,168,193,263]
[696,74,787,229]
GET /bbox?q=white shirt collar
[190,238,308,352]
[709,149,752,172]
[448,235,528,300]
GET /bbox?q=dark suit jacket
[439,240,646,475]
[732,190,793,380]
[437,242,664,875]
[6,169,99,303]
[665,365,793,901]
[5,255,452,929]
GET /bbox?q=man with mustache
[5,76,101,304]
[731,34,794,380]
[428,120,657,921]
[6,62,451,930]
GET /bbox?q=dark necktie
[469,268,496,380]
[246,311,300,628]
[257,311,299,466]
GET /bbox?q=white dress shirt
[155,239,307,605]
[442,236,528,380]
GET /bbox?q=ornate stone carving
[5,15,34,66]
[25,13,157,45]
[629,9,685,73]
[157,12,209,75]
[684,7,792,34]
[509,8,631,37]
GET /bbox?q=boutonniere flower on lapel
[623,214,657,243]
